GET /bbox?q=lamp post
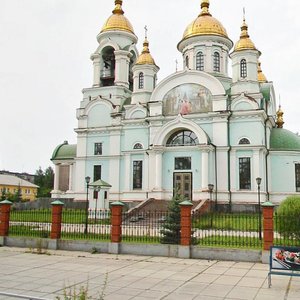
[256,177,262,240]
[208,184,214,211]
[94,186,100,223]
[84,176,90,235]
[208,184,214,227]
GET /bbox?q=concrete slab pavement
[0,247,299,300]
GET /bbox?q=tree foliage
[160,193,184,244]
[34,166,54,198]
[276,196,300,239]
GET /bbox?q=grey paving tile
[226,286,259,299]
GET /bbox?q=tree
[276,195,300,240]
[34,166,54,198]
[160,193,183,244]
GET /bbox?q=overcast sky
[1,0,300,174]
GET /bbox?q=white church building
[51,0,300,208]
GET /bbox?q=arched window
[196,52,204,71]
[133,143,143,149]
[240,59,247,78]
[213,52,220,72]
[138,72,144,89]
[185,56,189,69]
[166,130,199,147]
[239,138,250,145]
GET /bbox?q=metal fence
[121,210,170,243]
[9,209,51,238]
[192,212,263,248]
[61,209,111,241]
[274,213,300,247]
[7,207,300,249]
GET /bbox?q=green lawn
[193,213,260,231]
[10,209,110,224]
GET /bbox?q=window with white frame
[295,164,300,192]
[138,72,144,89]
[239,157,251,190]
[94,143,102,155]
[213,52,220,72]
[239,138,250,145]
[196,52,204,71]
[240,59,247,78]
[133,160,143,189]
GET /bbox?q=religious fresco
[163,83,212,116]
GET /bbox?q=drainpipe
[209,142,218,209]
[264,100,270,201]
[227,107,233,212]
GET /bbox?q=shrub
[276,196,300,239]
[160,193,183,244]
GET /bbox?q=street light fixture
[256,177,262,240]
[84,176,90,235]
[208,184,214,211]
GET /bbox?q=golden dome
[257,61,267,83]
[234,18,257,52]
[182,0,229,40]
[136,38,157,66]
[101,0,134,34]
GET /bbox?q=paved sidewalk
[0,247,299,300]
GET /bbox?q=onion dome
[181,0,229,41]
[276,105,285,129]
[101,0,134,34]
[257,61,267,83]
[234,17,257,52]
[136,38,157,66]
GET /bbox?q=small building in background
[0,174,39,201]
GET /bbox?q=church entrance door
[173,172,192,200]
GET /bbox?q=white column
[114,50,130,88]
[201,151,209,190]
[124,154,130,191]
[144,153,149,191]
[68,164,73,191]
[253,150,261,189]
[54,164,60,191]
[155,152,162,190]
[230,150,236,191]
[91,54,101,87]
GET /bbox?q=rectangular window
[58,165,70,192]
[175,157,191,170]
[295,164,300,192]
[93,165,101,198]
[133,161,143,189]
[239,157,251,190]
[94,143,102,155]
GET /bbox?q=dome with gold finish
[101,0,134,34]
[136,38,157,66]
[182,0,229,41]
[234,18,257,52]
[257,61,267,83]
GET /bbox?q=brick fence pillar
[50,200,64,239]
[0,200,13,236]
[262,201,275,251]
[180,200,193,246]
[111,201,124,243]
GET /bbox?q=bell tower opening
[101,46,115,87]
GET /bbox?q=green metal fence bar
[192,212,262,249]
[122,210,169,243]
[9,209,51,238]
[60,209,111,241]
